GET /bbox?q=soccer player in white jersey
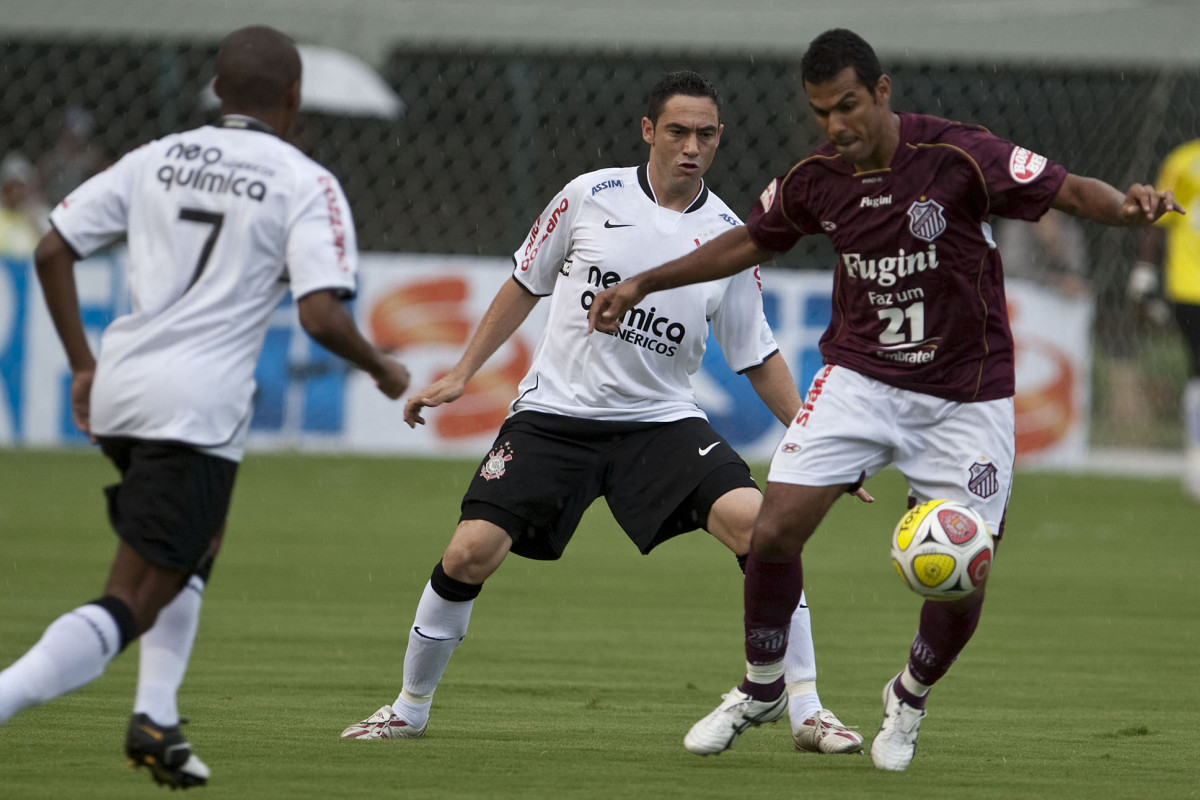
[340,71,865,756]
[0,26,410,789]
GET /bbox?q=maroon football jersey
[747,112,1067,402]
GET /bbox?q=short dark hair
[214,25,301,111]
[800,28,883,91]
[646,70,720,123]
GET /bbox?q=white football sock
[900,666,932,697]
[0,604,123,723]
[1183,379,1200,500]
[134,575,205,726]
[393,581,474,726]
[784,590,823,723]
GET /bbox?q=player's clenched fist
[371,357,411,400]
[587,278,647,334]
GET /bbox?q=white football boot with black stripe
[683,687,787,755]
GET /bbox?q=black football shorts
[1175,302,1200,377]
[459,411,757,560]
[99,436,238,572]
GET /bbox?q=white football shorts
[768,365,1015,535]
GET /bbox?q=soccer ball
[890,499,994,600]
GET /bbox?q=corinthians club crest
[481,442,514,481]
[907,197,946,242]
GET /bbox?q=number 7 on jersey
[178,208,225,291]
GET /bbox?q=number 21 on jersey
[877,301,925,345]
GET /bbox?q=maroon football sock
[891,675,928,710]
[738,676,786,702]
[907,596,984,686]
[742,551,802,670]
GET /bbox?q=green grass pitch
[1,449,1197,799]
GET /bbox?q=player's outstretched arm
[1052,173,1184,226]
[744,352,802,426]
[34,230,97,437]
[587,227,775,334]
[297,289,410,399]
[403,277,540,427]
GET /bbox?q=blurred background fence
[1,33,1195,449]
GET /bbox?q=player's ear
[641,116,655,145]
[285,79,302,113]
[874,74,892,106]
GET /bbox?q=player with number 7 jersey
[5,26,409,790]
[48,115,360,453]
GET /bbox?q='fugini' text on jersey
[842,245,939,287]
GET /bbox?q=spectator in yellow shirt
[1130,138,1200,500]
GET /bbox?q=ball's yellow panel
[912,552,956,587]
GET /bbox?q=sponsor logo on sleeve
[317,175,349,272]
[1008,147,1048,184]
[758,178,778,212]
[519,198,569,272]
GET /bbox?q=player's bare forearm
[588,227,774,333]
[297,289,410,398]
[1052,173,1184,226]
[403,277,538,427]
[451,277,539,382]
[744,352,803,426]
[634,227,768,294]
[34,230,95,372]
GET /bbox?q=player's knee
[750,516,807,560]
[430,560,483,602]
[441,524,510,583]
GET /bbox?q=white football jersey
[50,117,357,458]
[511,165,777,423]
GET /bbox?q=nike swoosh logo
[137,725,165,742]
[413,626,456,641]
[698,442,721,456]
[604,220,634,228]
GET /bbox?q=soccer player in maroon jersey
[588,28,1183,770]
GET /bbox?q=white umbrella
[199,44,405,120]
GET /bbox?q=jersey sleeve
[710,265,779,373]
[285,169,358,299]
[745,169,821,254]
[949,126,1068,221]
[511,178,584,295]
[48,144,147,257]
